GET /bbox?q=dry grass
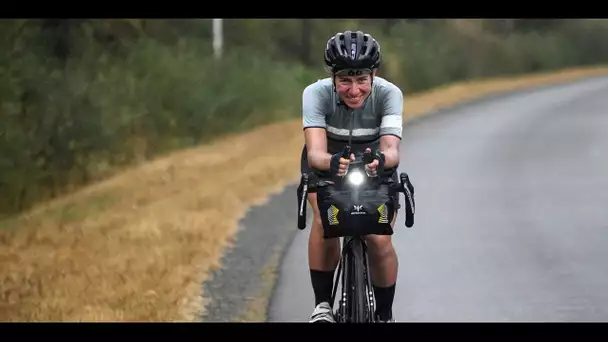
[1,65,608,322]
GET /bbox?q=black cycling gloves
[363,150,386,177]
[329,152,345,176]
[329,149,385,177]
[369,150,385,172]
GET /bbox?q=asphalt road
[267,76,608,322]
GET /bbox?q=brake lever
[297,173,308,230]
[400,173,415,228]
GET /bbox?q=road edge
[199,69,608,322]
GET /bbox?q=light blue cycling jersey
[302,76,404,152]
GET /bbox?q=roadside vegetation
[2,19,608,321]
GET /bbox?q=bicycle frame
[296,145,415,323]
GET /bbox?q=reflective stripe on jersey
[302,76,404,145]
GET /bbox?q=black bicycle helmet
[324,30,381,73]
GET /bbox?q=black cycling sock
[373,283,396,320]
[310,269,335,306]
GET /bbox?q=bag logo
[351,204,366,215]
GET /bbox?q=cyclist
[301,30,403,323]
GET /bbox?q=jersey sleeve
[302,81,327,130]
[379,83,404,139]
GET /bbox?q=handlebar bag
[316,181,397,239]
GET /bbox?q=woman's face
[334,69,374,109]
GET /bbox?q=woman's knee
[364,235,395,259]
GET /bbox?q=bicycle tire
[350,237,370,322]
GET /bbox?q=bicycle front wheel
[349,237,371,322]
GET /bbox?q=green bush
[0,24,317,216]
[2,19,608,218]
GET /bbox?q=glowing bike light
[347,170,365,186]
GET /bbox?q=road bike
[297,146,415,322]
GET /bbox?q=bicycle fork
[330,237,376,322]
[362,240,376,322]
[330,240,346,321]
